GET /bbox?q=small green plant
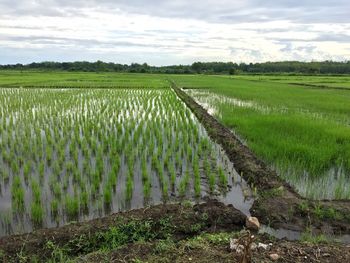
[51,199,59,216]
[301,228,328,244]
[218,166,228,187]
[11,176,25,212]
[103,185,112,205]
[65,195,79,218]
[31,202,44,225]
[126,175,134,201]
[154,238,176,254]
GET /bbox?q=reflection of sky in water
[0,88,253,237]
[185,89,348,124]
[186,88,350,200]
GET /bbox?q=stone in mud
[269,253,280,261]
[246,216,260,231]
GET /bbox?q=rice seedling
[23,161,31,181]
[11,176,25,212]
[30,202,44,225]
[125,175,134,201]
[80,191,89,210]
[103,184,112,205]
[178,169,190,197]
[65,195,79,219]
[51,199,59,216]
[209,173,216,193]
[31,179,41,204]
[143,180,151,199]
[218,166,228,188]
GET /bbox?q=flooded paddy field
[0,72,350,262]
[185,89,350,199]
[0,87,253,236]
[170,74,350,200]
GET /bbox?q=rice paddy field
[0,71,349,237]
[171,74,350,199]
[0,74,253,236]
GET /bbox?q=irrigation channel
[0,87,254,237]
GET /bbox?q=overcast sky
[0,0,349,65]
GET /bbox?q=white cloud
[0,1,349,64]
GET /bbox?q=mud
[0,200,245,261]
[77,235,350,263]
[1,200,349,262]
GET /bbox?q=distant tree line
[1,60,350,74]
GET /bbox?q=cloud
[0,0,349,64]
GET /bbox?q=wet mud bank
[1,200,349,262]
[172,83,350,235]
[0,200,245,261]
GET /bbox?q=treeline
[1,61,350,74]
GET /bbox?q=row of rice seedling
[0,87,234,236]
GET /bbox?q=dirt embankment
[0,200,245,261]
[1,200,349,263]
[172,83,350,235]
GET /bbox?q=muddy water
[0,136,254,237]
[260,225,350,244]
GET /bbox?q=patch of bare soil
[77,233,350,263]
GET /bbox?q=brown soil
[1,200,349,262]
[77,236,350,263]
[0,200,245,261]
[172,83,350,235]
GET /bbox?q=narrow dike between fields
[171,81,350,244]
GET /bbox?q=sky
[0,0,349,65]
